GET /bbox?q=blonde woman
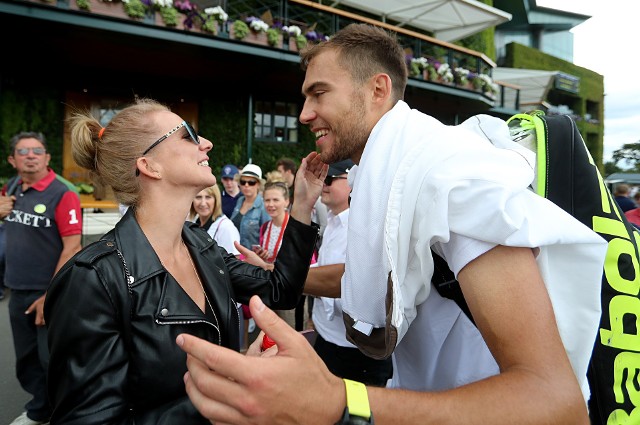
[229,164,270,248]
[44,98,326,424]
[190,185,240,256]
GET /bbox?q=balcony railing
[12,0,520,109]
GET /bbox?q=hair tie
[98,127,105,140]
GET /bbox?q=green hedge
[0,86,65,182]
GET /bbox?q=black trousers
[313,333,393,387]
[9,289,51,422]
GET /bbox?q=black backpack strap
[431,250,474,325]
[5,176,20,196]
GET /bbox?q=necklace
[263,212,289,263]
[182,240,215,315]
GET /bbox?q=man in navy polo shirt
[1,131,82,425]
[220,163,240,218]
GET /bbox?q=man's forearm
[303,263,344,297]
[54,234,82,275]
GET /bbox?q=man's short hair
[300,23,408,103]
[276,157,297,174]
[9,131,47,154]
[615,183,630,196]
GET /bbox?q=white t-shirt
[311,209,352,347]
[198,215,240,256]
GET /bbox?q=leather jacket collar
[109,207,218,285]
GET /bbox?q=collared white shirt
[312,208,355,347]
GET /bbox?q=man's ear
[136,157,162,179]
[371,73,392,105]
[8,156,16,169]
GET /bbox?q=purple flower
[305,30,319,41]
[174,0,195,12]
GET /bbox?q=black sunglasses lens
[324,176,334,186]
[185,122,200,145]
[240,180,257,186]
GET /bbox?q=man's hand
[26,294,47,326]
[177,295,344,425]
[0,195,15,219]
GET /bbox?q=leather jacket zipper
[156,318,222,346]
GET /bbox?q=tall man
[275,157,297,201]
[1,132,82,425]
[220,164,240,218]
[178,24,606,425]
[311,159,392,386]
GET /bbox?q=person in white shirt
[190,185,240,256]
[177,24,606,425]
[311,159,392,386]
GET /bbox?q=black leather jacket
[45,208,318,425]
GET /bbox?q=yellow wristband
[343,379,371,420]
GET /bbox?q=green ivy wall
[503,42,605,166]
[0,89,317,185]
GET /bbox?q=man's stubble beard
[321,91,368,165]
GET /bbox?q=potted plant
[294,34,307,50]
[436,63,454,84]
[410,57,428,78]
[266,27,281,47]
[173,0,201,30]
[231,19,249,40]
[76,0,90,10]
[283,25,306,50]
[201,5,227,34]
[246,16,269,33]
[122,0,147,19]
[453,67,470,87]
[158,4,178,26]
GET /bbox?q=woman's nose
[199,136,213,151]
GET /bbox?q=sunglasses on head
[15,147,46,156]
[240,179,258,186]
[324,175,348,186]
[142,120,200,155]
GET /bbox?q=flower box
[78,0,129,19]
[63,0,159,25]
[229,22,269,47]
[244,30,269,46]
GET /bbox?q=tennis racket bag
[433,111,639,424]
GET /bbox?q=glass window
[254,100,299,143]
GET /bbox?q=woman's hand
[253,245,270,261]
[290,152,328,224]
[235,242,272,270]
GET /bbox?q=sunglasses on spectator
[240,179,258,186]
[15,147,46,156]
[142,120,199,155]
[324,175,348,186]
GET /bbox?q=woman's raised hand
[290,152,328,224]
